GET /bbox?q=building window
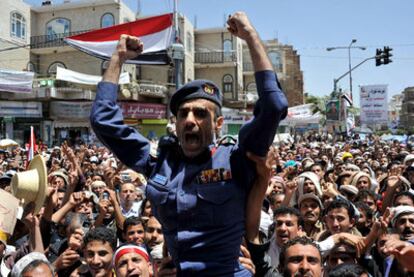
[223,74,233,93]
[246,82,257,92]
[101,13,115,28]
[47,61,66,75]
[186,32,193,53]
[11,12,26,39]
[268,51,282,72]
[27,62,36,72]
[135,64,142,80]
[223,39,233,61]
[46,18,70,39]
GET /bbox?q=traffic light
[375,49,383,66]
[383,46,393,64]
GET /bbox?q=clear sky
[25,0,414,107]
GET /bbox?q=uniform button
[179,190,185,196]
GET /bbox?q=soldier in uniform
[90,12,288,276]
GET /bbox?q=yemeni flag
[65,13,173,65]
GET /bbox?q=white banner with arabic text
[360,85,388,124]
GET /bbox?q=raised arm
[90,35,151,172]
[228,12,288,157]
[245,148,274,243]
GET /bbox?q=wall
[0,0,31,71]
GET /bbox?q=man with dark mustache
[298,194,324,240]
[90,11,288,276]
[391,206,414,242]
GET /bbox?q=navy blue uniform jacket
[90,70,288,276]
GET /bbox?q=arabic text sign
[120,102,166,119]
[360,85,388,124]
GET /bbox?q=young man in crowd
[122,216,145,245]
[81,227,117,277]
[279,236,323,277]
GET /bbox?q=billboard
[360,85,388,124]
[326,100,340,121]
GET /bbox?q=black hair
[328,263,368,277]
[123,216,144,234]
[279,236,322,270]
[273,206,303,227]
[354,201,373,220]
[310,163,324,171]
[140,198,152,218]
[355,189,377,202]
[393,191,414,206]
[324,198,355,219]
[387,160,401,171]
[84,227,117,251]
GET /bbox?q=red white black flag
[65,13,173,65]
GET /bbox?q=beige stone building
[400,87,414,131]
[0,0,31,71]
[194,29,303,134]
[0,0,302,144]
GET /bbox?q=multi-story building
[244,39,304,107]
[194,29,303,134]
[0,0,32,141]
[388,93,403,129]
[0,0,31,71]
[0,0,302,144]
[400,87,414,131]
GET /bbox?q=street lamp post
[327,39,366,100]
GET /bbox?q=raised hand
[285,178,298,195]
[69,191,84,207]
[68,228,84,251]
[54,248,80,270]
[116,35,144,64]
[227,12,256,41]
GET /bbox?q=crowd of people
[0,11,414,277]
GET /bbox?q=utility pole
[327,39,366,102]
[172,0,184,90]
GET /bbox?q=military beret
[169,79,222,116]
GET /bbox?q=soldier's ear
[215,116,224,132]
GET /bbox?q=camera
[120,172,132,182]
[102,191,109,200]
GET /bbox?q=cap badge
[203,84,215,95]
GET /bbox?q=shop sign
[120,103,166,119]
[0,101,42,117]
[222,108,250,124]
[50,101,92,119]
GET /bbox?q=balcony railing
[195,51,237,64]
[243,62,283,73]
[243,62,254,72]
[30,30,93,49]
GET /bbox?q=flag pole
[172,0,184,91]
